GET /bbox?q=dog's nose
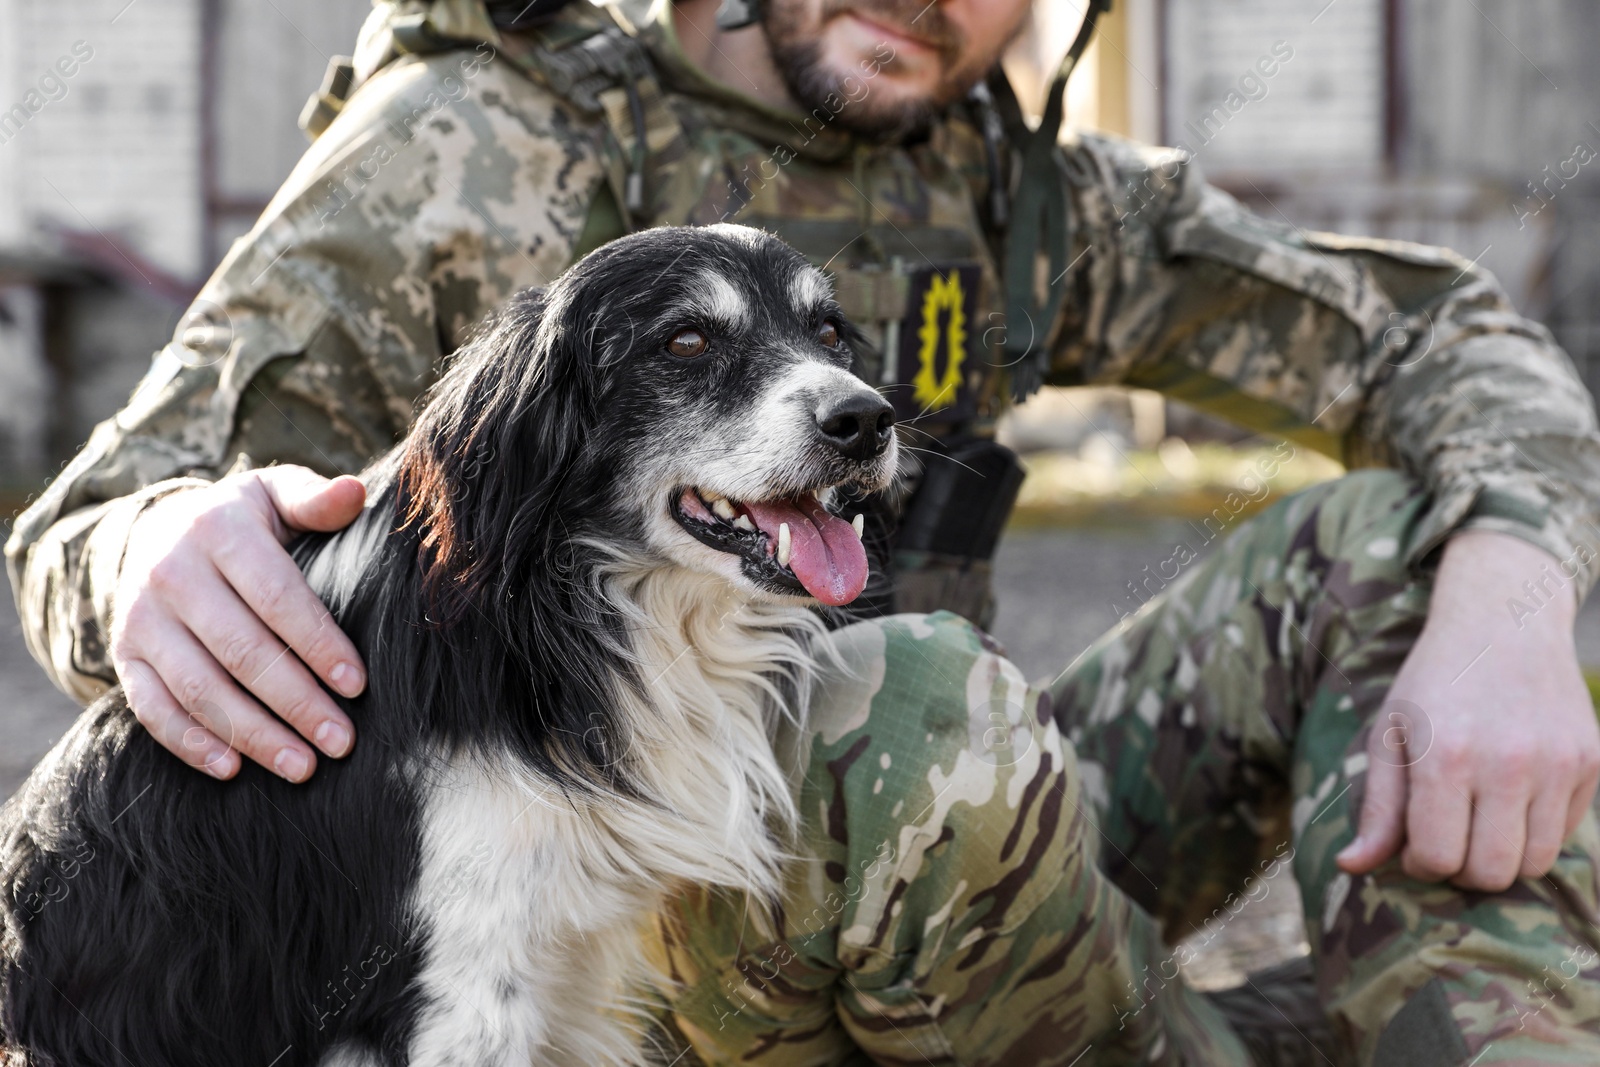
[815,391,895,461]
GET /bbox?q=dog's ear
[397,288,602,626]
[391,285,634,785]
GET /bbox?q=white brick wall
[0,0,27,249]
[214,0,370,204]
[4,0,204,279]
[1164,0,1386,175]
[0,0,367,282]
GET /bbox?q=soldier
[8,0,1600,1062]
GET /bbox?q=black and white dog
[0,225,898,1066]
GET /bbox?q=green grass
[1009,441,1345,529]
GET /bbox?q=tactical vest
[306,0,1038,625]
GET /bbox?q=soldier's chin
[771,31,947,139]
[790,68,944,140]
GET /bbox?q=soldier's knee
[811,611,1055,782]
[1272,467,1419,524]
[1318,468,1420,512]
[1268,469,1428,582]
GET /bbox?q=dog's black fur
[0,225,894,1066]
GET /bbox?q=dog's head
[397,224,898,621]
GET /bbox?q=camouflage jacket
[8,0,1600,703]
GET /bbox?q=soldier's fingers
[1401,771,1471,882]
[1336,750,1408,874]
[1454,791,1527,892]
[1521,786,1570,879]
[120,657,240,780]
[139,616,320,782]
[211,525,366,702]
[172,572,354,759]
[254,467,366,535]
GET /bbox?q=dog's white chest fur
[402,758,654,1066]
[396,571,817,1066]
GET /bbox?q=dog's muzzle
[670,385,895,607]
[814,392,894,462]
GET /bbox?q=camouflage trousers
[649,470,1600,1066]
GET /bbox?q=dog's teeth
[702,488,726,503]
[777,523,792,567]
[712,499,736,520]
[852,513,865,538]
[733,515,755,531]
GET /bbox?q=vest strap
[998,0,1111,400]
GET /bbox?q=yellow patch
[912,271,968,413]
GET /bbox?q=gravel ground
[5,520,1600,993]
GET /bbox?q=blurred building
[1,0,1598,488]
[0,0,367,490]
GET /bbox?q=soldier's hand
[110,466,368,782]
[1337,530,1600,891]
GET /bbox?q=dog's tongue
[743,494,868,606]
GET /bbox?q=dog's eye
[668,329,709,358]
[818,320,840,348]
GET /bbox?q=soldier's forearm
[1378,309,1600,602]
[6,479,210,704]
[8,498,127,704]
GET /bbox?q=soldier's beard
[764,0,979,141]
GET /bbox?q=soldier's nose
[815,391,894,462]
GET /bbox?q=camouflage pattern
[648,470,1600,1064]
[646,610,1250,1066]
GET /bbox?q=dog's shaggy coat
[0,225,897,1065]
